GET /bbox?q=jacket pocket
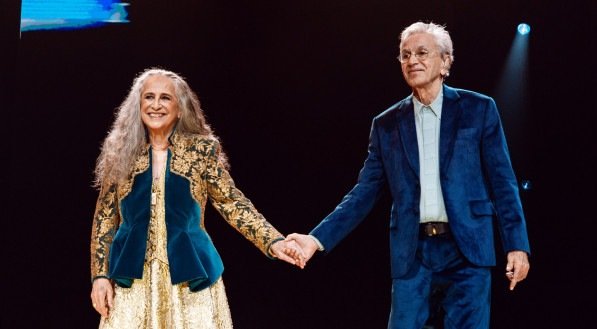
[469,200,495,218]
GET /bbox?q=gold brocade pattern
[91,132,283,280]
[169,134,282,253]
[90,183,119,279]
[99,172,233,329]
[146,172,168,264]
[99,264,233,329]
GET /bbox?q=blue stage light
[517,23,531,35]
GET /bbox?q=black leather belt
[420,222,450,237]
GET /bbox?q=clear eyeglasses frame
[397,49,436,63]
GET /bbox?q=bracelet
[267,237,285,258]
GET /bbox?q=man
[287,22,530,328]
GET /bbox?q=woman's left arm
[204,140,298,262]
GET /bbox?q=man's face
[400,32,447,90]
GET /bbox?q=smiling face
[140,75,181,137]
[400,32,448,91]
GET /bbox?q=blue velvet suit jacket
[311,85,530,278]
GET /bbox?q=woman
[90,68,304,328]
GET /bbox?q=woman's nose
[151,100,162,109]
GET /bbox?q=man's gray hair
[400,22,455,77]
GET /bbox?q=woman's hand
[270,239,306,269]
[285,233,320,264]
[90,278,114,318]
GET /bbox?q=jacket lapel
[397,97,420,179]
[439,85,462,176]
[118,146,150,201]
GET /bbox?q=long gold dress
[99,170,234,329]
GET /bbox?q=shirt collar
[413,87,444,118]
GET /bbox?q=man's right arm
[287,118,388,259]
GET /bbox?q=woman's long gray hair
[94,68,224,188]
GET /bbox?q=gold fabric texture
[146,173,168,264]
[99,263,233,329]
[99,172,233,329]
[91,133,283,280]
[169,134,282,251]
[90,183,119,279]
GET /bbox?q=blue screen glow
[21,0,129,32]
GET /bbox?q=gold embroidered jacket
[90,132,284,289]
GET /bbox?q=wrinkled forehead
[400,32,438,50]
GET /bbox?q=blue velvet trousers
[388,235,491,329]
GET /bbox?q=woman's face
[140,75,181,136]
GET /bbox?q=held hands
[90,277,114,317]
[505,250,530,291]
[284,233,320,265]
[270,239,307,269]
[271,233,322,269]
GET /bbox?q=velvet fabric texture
[109,151,224,292]
[310,85,529,328]
[310,85,531,279]
[389,236,491,329]
[91,133,285,289]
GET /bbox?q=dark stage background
[3,1,596,328]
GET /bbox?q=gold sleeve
[205,141,284,257]
[90,183,120,280]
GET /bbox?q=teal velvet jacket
[91,132,283,291]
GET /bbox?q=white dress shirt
[413,90,449,223]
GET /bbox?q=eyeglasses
[397,49,435,63]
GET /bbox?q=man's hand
[285,233,320,264]
[270,239,307,269]
[505,250,530,291]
